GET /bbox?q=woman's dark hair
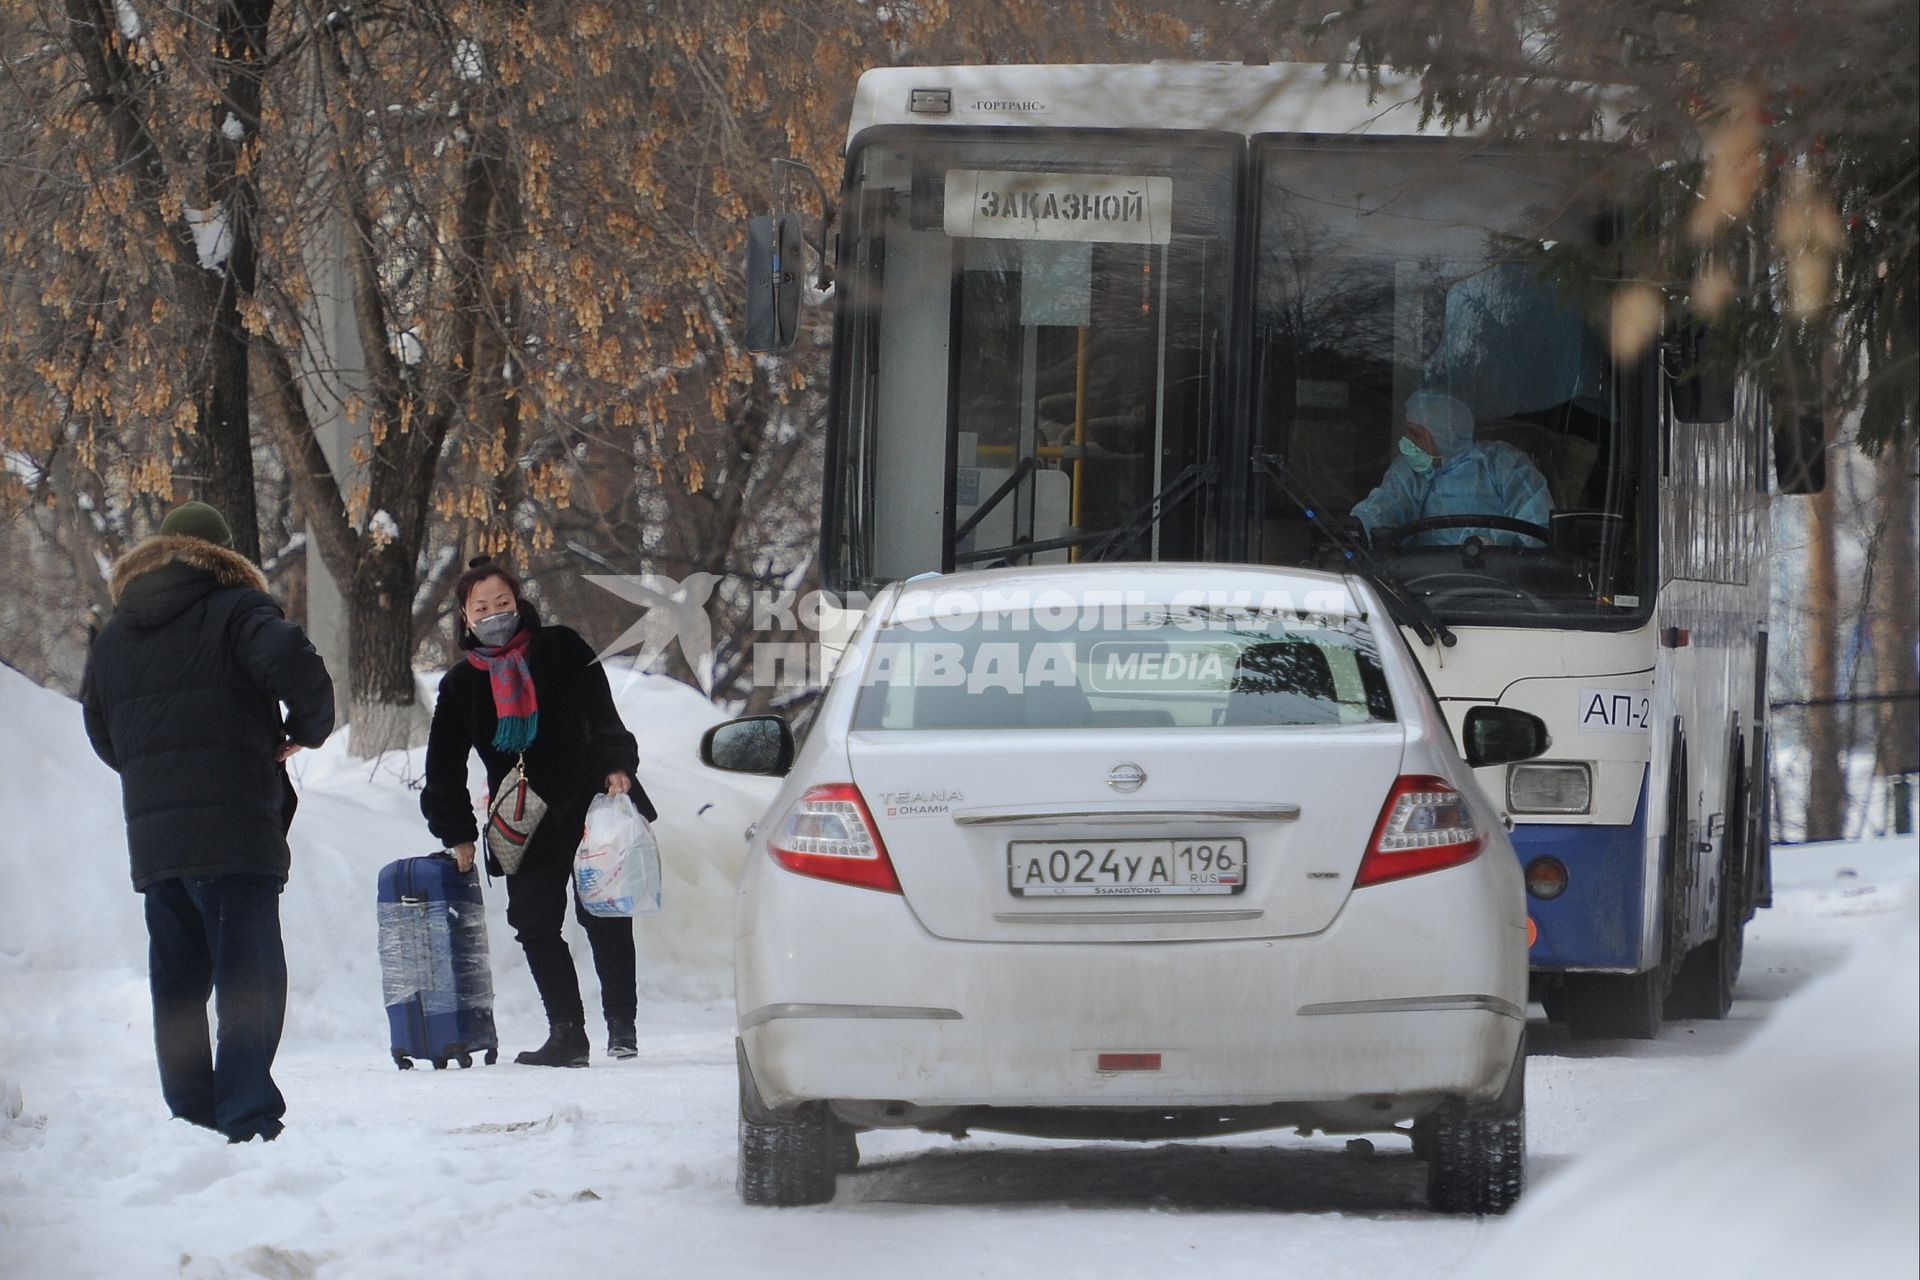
[455,554,522,610]
[453,555,541,643]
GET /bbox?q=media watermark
[585,575,1363,695]
[583,571,723,692]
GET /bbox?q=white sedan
[702,564,1545,1213]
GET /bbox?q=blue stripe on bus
[1514,771,1651,972]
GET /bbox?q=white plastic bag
[573,792,662,918]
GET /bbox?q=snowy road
[1,669,1911,1278]
[4,839,1912,1280]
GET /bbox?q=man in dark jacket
[81,501,335,1143]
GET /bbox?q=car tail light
[1355,775,1484,888]
[765,783,901,894]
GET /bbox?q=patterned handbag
[484,755,547,874]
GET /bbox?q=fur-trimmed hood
[109,534,269,612]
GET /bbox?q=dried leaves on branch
[1295,0,1917,451]
[1,0,1910,727]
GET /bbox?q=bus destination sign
[944,170,1173,245]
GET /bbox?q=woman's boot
[607,1018,638,1060]
[515,1021,589,1067]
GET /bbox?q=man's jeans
[142,875,288,1142]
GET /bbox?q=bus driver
[1351,390,1552,548]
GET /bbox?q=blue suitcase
[377,854,499,1070]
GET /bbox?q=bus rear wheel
[1566,733,1690,1041]
[1562,965,1665,1040]
[1669,737,1751,1020]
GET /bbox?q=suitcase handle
[431,848,485,883]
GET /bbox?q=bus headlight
[1508,762,1592,815]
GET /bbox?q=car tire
[738,1104,838,1207]
[1418,1050,1526,1215]
[736,1051,838,1207]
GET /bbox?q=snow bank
[1477,854,1920,1279]
[2,650,1914,1278]
[0,659,778,1070]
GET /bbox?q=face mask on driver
[1398,434,1435,475]
[470,609,520,647]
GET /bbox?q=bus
[744,62,1820,1040]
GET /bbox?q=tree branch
[250,338,359,581]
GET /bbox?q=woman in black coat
[420,556,657,1067]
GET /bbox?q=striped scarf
[465,625,539,753]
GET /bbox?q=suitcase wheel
[484,1048,499,1066]
[393,1051,413,1071]
[431,1058,447,1070]
[456,1052,474,1069]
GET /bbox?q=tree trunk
[1803,425,1846,842]
[1870,443,1919,779]
[186,0,274,563]
[346,540,426,756]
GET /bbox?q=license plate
[1007,838,1247,897]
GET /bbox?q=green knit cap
[158,501,234,548]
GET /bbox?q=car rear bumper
[736,853,1527,1115]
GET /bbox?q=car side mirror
[700,715,795,777]
[1462,706,1551,768]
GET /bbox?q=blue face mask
[1399,434,1435,475]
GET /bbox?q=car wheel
[736,1054,838,1207]
[1418,1051,1526,1215]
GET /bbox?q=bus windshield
[1249,140,1649,626]
[827,131,1240,594]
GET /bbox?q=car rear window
[850,603,1395,730]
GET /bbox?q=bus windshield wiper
[956,461,1214,566]
[1085,459,1218,562]
[1251,453,1456,648]
[952,456,1040,545]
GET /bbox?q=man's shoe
[607,1019,638,1060]
[515,1022,589,1068]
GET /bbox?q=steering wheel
[1396,571,1557,614]
[1374,513,1552,551]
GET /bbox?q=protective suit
[1351,392,1552,548]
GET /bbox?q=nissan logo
[1107,763,1146,793]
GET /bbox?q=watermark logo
[584,572,722,692]
[585,579,1360,695]
[1086,641,1236,693]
